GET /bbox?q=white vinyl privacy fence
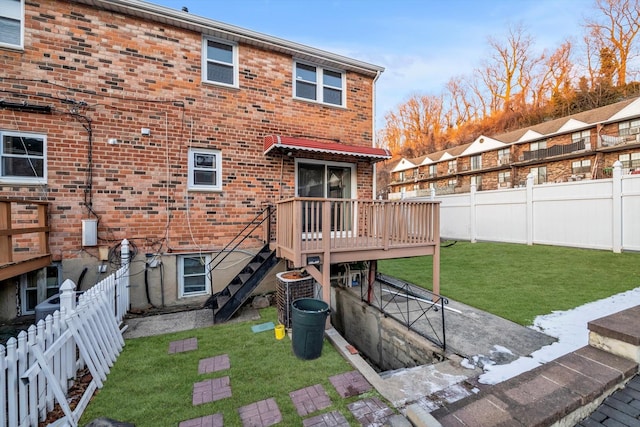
[429,162,640,252]
[1,239,131,427]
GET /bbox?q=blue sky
[151,0,591,127]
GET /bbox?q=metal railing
[362,273,448,350]
[522,140,585,161]
[206,205,274,277]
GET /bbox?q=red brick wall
[0,1,377,261]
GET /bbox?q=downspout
[372,69,382,199]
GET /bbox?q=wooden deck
[0,199,51,282]
[275,198,441,301]
[275,198,440,266]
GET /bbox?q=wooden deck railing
[275,198,440,267]
[0,198,51,281]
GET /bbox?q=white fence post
[612,161,623,253]
[526,172,534,246]
[59,279,77,313]
[470,182,477,243]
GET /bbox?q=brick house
[1,0,443,322]
[389,97,640,199]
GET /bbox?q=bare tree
[485,25,536,112]
[584,0,640,86]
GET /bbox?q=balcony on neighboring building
[520,140,587,161]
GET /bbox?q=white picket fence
[1,239,131,427]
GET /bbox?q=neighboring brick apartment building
[389,97,640,199]
[0,0,389,320]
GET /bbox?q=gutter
[372,69,383,199]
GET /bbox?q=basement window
[0,130,47,184]
[0,0,23,50]
[178,255,211,297]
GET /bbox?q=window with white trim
[571,130,590,145]
[618,119,640,136]
[498,148,510,164]
[531,166,547,184]
[20,264,60,315]
[0,0,23,50]
[619,152,640,169]
[428,164,437,177]
[202,37,237,87]
[1,130,46,184]
[447,159,457,173]
[178,255,211,297]
[471,154,482,170]
[571,159,591,174]
[471,175,482,190]
[188,148,222,191]
[530,140,547,151]
[294,61,344,106]
[498,171,511,187]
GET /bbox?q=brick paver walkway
[198,354,230,374]
[289,384,331,416]
[348,397,394,426]
[192,376,232,405]
[178,413,224,427]
[238,398,282,427]
[329,370,372,398]
[169,337,198,354]
[302,410,350,426]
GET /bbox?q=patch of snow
[460,358,476,370]
[491,345,514,355]
[477,287,640,385]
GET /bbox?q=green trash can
[291,298,330,360]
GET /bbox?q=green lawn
[80,307,384,426]
[379,241,640,325]
[81,242,640,425]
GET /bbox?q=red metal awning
[263,135,391,162]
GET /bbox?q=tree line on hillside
[377,0,640,162]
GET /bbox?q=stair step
[248,262,261,271]
[238,273,251,283]
[215,295,230,307]
[227,283,242,296]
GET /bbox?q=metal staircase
[207,244,278,323]
[203,206,278,323]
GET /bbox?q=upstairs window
[498,148,510,164]
[294,61,344,106]
[572,130,590,145]
[471,154,482,170]
[0,0,23,50]
[188,148,222,191]
[619,119,640,136]
[0,130,46,184]
[202,37,237,87]
[428,164,437,177]
[530,140,547,151]
[447,159,457,173]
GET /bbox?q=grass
[79,307,385,426]
[80,242,640,425]
[379,241,640,325]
